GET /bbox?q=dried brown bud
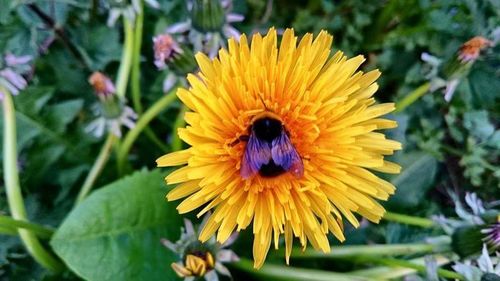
[88,71,116,98]
[458,36,493,63]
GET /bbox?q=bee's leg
[230,135,249,146]
[285,128,291,137]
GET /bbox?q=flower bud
[88,72,116,99]
[481,273,500,281]
[482,222,500,251]
[88,72,122,119]
[458,36,493,63]
[190,0,225,32]
[152,34,197,76]
[452,225,484,258]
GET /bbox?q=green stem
[394,82,431,113]
[383,211,434,228]
[442,145,463,156]
[117,89,178,174]
[286,243,438,259]
[361,257,465,280]
[351,255,450,279]
[171,105,187,151]
[0,225,18,236]
[131,0,143,113]
[116,17,134,98]
[128,3,168,153]
[2,91,63,272]
[144,127,170,152]
[230,258,378,281]
[0,215,54,239]
[75,133,116,204]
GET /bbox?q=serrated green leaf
[51,169,182,281]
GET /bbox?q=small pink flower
[153,34,183,70]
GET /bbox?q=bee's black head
[252,117,283,142]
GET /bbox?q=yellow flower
[171,253,214,278]
[157,28,401,268]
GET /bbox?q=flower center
[181,251,215,277]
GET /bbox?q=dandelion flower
[157,28,401,268]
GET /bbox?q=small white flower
[165,0,244,58]
[86,104,137,138]
[450,192,485,225]
[105,0,159,26]
[162,73,178,93]
[0,53,32,99]
[453,244,500,281]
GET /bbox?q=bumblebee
[237,112,304,179]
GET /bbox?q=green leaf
[463,110,495,142]
[386,152,438,210]
[487,131,500,149]
[45,99,84,133]
[468,63,500,109]
[74,24,122,70]
[51,169,182,281]
[0,0,13,25]
[14,86,54,114]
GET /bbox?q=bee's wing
[271,133,304,178]
[240,133,271,179]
